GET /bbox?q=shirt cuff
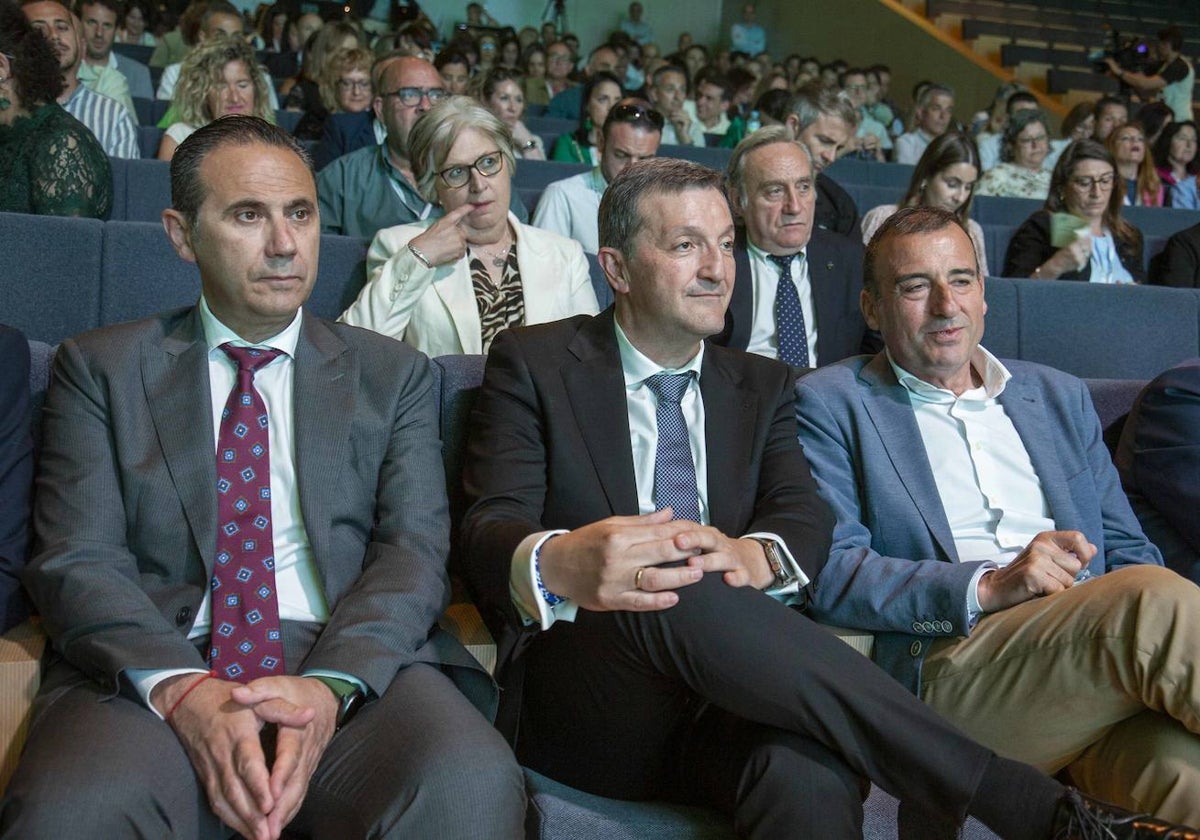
[301,670,370,697]
[966,562,1000,625]
[510,530,576,630]
[744,531,810,595]
[126,667,210,719]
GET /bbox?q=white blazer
[340,213,599,356]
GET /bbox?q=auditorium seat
[657,143,731,169]
[121,158,173,223]
[137,124,163,159]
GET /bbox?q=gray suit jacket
[112,52,153,102]
[26,307,489,709]
[794,352,1161,692]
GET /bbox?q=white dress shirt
[890,347,1057,616]
[744,242,820,366]
[509,320,806,630]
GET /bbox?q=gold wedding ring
[634,567,647,590]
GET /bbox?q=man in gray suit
[2,116,523,840]
[795,205,1200,826]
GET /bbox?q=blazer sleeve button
[909,640,923,657]
[175,606,193,627]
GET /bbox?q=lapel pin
[826,261,834,270]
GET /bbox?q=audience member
[716,127,875,367]
[549,69,621,164]
[1105,25,1194,122]
[518,43,547,104]
[157,34,273,160]
[77,0,145,108]
[647,62,702,146]
[293,46,372,141]
[1004,139,1144,283]
[730,1,764,55]
[895,83,954,164]
[498,35,519,70]
[115,0,155,46]
[861,131,988,275]
[147,0,198,69]
[1117,358,1200,584]
[840,67,887,161]
[1135,100,1173,148]
[1,115,525,840]
[541,39,574,103]
[1108,122,1163,207]
[782,83,860,235]
[0,324,32,634]
[1150,220,1200,286]
[459,155,1186,840]
[279,21,362,127]
[683,67,731,137]
[1046,100,1096,170]
[340,97,596,355]
[977,90,1037,172]
[618,0,651,45]
[434,47,470,95]
[1147,118,1195,208]
[1092,95,1128,142]
[534,97,662,252]
[796,204,1200,825]
[22,0,137,157]
[545,43,618,119]
[254,3,295,53]
[0,0,111,217]
[473,66,544,159]
[974,108,1052,199]
[156,1,242,100]
[311,50,395,170]
[681,43,708,84]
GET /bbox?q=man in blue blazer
[796,205,1200,825]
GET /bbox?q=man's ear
[784,112,800,140]
[860,287,880,331]
[597,247,629,296]
[162,209,198,264]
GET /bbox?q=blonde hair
[173,34,273,126]
[318,47,374,112]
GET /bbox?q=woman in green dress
[0,0,111,218]
[550,70,623,165]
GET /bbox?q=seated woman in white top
[860,131,989,276]
[974,108,1053,200]
[156,34,273,161]
[340,97,598,356]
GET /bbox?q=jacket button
[939,620,952,633]
[920,621,934,633]
[909,640,923,657]
[175,606,193,627]
[911,621,922,633]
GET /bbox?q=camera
[1089,32,1155,75]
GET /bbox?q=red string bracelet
[165,670,216,724]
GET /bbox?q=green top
[551,132,594,164]
[0,103,112,219]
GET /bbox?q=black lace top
[0,103,112,219]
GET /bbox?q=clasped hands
[976,530,1097,613]
[151,672,339,840]
[537,507,774,612]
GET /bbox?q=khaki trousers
[920,565,1200,824]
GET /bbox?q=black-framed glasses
[437,151,505,189]
[337,78,371,92]
[1070,173,1116,190]
[381,86,447,106]
[608,102,665,131]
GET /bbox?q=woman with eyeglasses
[1108,122,1164,207]
[1003,139,1145,283]
[550,70,623,164]
[474,66,545,159]
[860,131,989,275]
[1154,120,1199,209]
[340,97,598,355]
[292,47,372,140]
[974,108,1053,199]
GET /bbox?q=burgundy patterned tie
[209,344,286,683]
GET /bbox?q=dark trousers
[518,574,993,840]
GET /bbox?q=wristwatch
[748,537,798,590]
[311,676,367,731]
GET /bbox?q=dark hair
[1061,101,1094,139]
[199,0,240,33]
[599,157,723,256]
[837,66,867,88]
[1154,120,1200,176]
[1158,24,1183,52]
[754,87,790,124]
[471,65,523,102]
[1006,91,1038,114]
[863,206,970,295]
[573,69,622,143]
[601,96,662,140]
[1135,100,1173,143]
[1000,108,1049,163]
[1046,138,1138,247]
[171,115,312,229]
[693,67,730,99]
[651,61,687,89]
[434,47,469,72]
[75,0,120,16]
[518,42,544,75]
[900,131,981,224]
[1092,95,1127,123]
[0,0,63,105]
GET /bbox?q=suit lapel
[431,262,481,354]
[806,234,839,364]
[998,377,1079,527]
[561,310,639,515]
[858,355,960,562]
[700,348,756,535]
[143,310,218,573]
[722,232,754,350]
[292,313,353,585]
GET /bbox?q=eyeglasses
[548,53,573,63]
[1070,173,1116,190]
[1016,133,1049,146]
[337,79,371,92]
[608,102,665,131]
[437,150,505,189]
[381,86,447,106]
[1116,134,1145,144]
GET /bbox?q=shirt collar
[746,238,807,265]
[199,296,302,359]
[888,345,1010,404]
[615,318,704,389]
[586,166,608,194]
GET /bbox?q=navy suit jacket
[715,227,879,366]
[1116,358,1200,583]
[0,325,33,632]
[315,111,377,171]
[795,352,1162,692]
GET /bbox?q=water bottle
[746,110,761,134]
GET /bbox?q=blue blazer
[795,352,1161,693]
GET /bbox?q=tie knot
[767,252,801,275]
[645,372,693,405]
[220,343,284,376]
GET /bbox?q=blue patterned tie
[644,373,701,523]
[210,344,285,683]
[767,252,810,368]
